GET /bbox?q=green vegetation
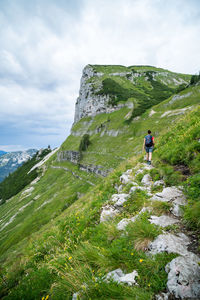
[190,73,200,85]
[0,148,51,204]
[0,65,199,299]
[79,134,91,152]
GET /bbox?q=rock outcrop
[74,65,124,123]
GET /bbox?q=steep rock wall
[74,65,126,123]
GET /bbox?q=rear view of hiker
[143,130,155,165]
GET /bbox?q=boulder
[151,187,186,203]
[111,193,130,207]
[120,174,133,185]
[129,185,146,193]
[117,207,151,230]
[100,205,120,223]
[171,197,187,217]
[165,255,200,299]
[141,174,153,186]
[117,218,132,230]
[149,215,179,227]
[105,268,138,286]
[153,180,165,187]
[149,233,190,256]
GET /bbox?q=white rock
[149,109,156,117]
[141,174,153,186]
[100,205,120,223]
[129,186,146,194]
[155,292,170,300]
[72,292,79,300]
[125,169,133,174]
[117,207,151,230]
[120,174,134,185]
[22,186,34,195]
[105,268,138,286]
[165,255,200,299]
[151,187,186,203]
[171,194,187,217]
[111,194,130,207]
[153,180,165,187]
[117,218,132,230]
[149,233,190,256]
[119,270,138,286]
[149,215,179,227]
[105,268,124,283]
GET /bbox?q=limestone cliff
[74,65,123,123]
[74,64,189,123]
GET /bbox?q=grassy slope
[0,65,199,299]
[0,105,199,299]
[0,81,199,260]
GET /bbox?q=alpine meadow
[0,65,200,300]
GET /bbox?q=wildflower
[68,256,72,260]
[139,259,143,263]
[148,283,151,287]
[45,296,49,300]
[42,297,45,300]
[131,252,134,255]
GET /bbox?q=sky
[0,0,200,151]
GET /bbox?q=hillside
[0,149,37,182]
[0,65,199,300]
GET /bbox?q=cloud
[0,0,199,150]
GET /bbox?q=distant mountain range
[0,151,7,157]
[0,149,37,182]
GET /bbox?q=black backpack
[145,135,153,147]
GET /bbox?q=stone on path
[141,174,153,186]
[151,187,186,202]
[105,268,138,286]
[100,205,120,223]
[129,185,146,193]
[149,233,190,256]
[149,215,179,227]
[117,218,132,230]
[153,180,165,187]
[117,207,151,230]
[165,255,200,299]
[171,197,187,217]
[111,193,130,207]
[120,169,134,184]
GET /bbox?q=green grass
[0,66,199,299]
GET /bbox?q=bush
[79,134,91,152]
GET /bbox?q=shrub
[79,134,90,152]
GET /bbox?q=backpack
[145,135,153,147]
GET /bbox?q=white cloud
[0,0,199,149]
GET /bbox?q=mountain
[0,151,7,157]
[0,148,52,205]
[0,149,37,182]
[0,65,199,300]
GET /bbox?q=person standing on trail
[143,130,155,165]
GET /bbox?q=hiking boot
[148,161,151,165]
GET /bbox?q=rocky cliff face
[74,65,126,123]
[74,65,189,123]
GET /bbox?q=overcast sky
[0,0,199,151]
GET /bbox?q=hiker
[143,130,155,165]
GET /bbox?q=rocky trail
[98,163,200,300]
